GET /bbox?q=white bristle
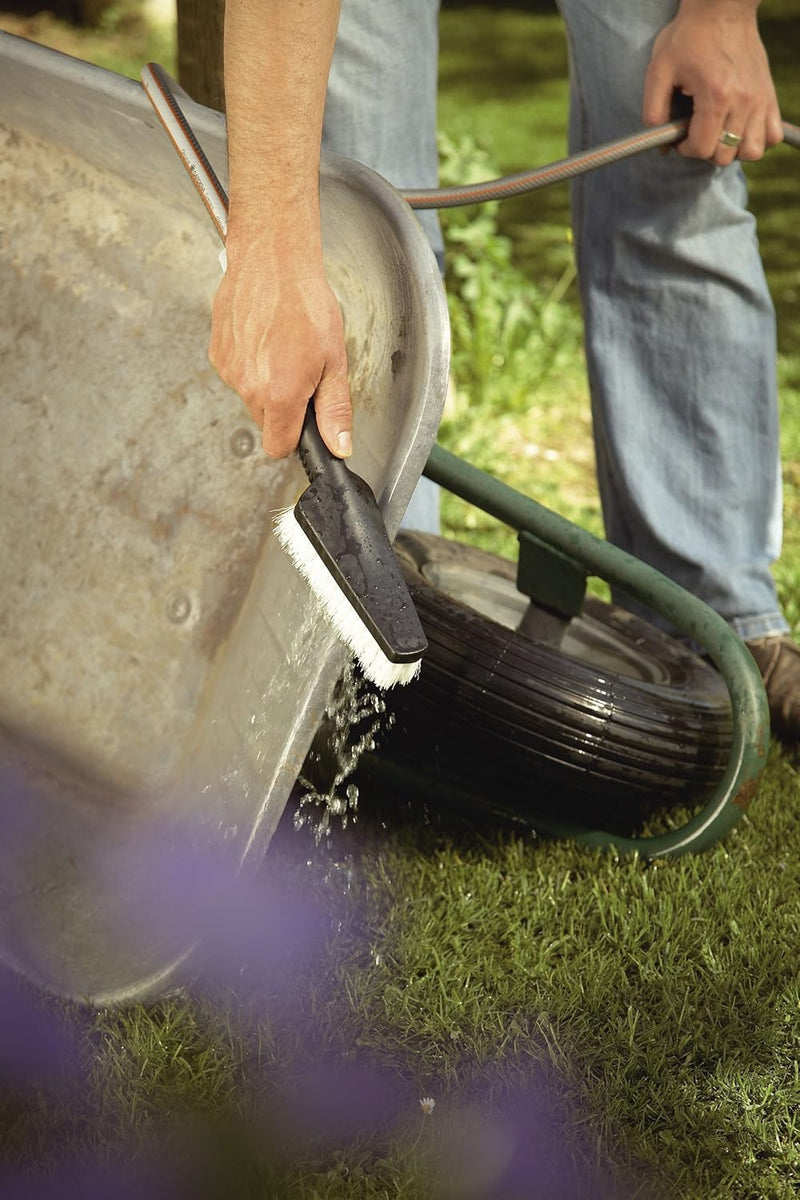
[274,506,421,690]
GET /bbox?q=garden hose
[142,62,799,217]
[402,118,800,209]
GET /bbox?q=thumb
[312,360,354,459]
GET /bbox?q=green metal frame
[422,443,770,859]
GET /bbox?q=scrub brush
[141,62,427,688]
[275,405,426,689]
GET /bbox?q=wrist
[227,182,321,243]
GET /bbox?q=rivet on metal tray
[165,589,192,624]
[230,427,256,458]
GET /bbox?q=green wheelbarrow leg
[423,444,770,859]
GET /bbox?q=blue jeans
[558,0,787,639]
[324,0,788,638]
[323,0,444,534]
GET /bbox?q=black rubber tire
[363,532,733,824]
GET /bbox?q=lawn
[1,3,800,1198]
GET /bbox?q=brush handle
[297,403,352,488]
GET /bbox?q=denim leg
[557,0,787,638]
[323,0,443,533]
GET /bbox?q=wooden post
[176,0,226,111]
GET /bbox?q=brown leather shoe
[746,635,800,744]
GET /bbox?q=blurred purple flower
[439,1077,630,1200]
[97,818,329,996]
[0,965,83,1091]
[273,1058,404,1151]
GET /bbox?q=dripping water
[295,660,396,845]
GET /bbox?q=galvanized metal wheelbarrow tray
[0,33,449,1003]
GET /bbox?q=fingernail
[336,431,353,458]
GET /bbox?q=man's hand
[209,230,352,460]
[211,0,347,459]
[642,0,783,165]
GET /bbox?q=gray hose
[403,119,800,210]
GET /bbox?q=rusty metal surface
[0,33,449,1001]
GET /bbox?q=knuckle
[319,395,352,426]
[231,375,256,405]
[706,83,731,112]
[269,388,308,420]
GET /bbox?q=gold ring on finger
[719,130,742,147]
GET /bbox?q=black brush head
[294,464,428,665]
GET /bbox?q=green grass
[2,4,800,1198]
[7,762,800,1198]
